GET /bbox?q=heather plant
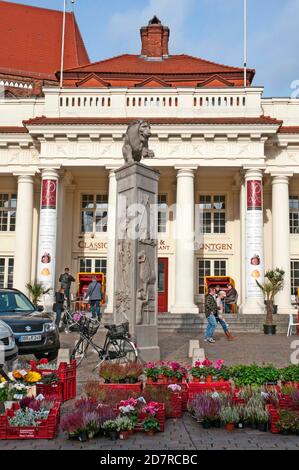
[188,393,221,424]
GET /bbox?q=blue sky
[8,0,299,97]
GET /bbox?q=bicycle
[61,306,82,334]
[71,317,138,369]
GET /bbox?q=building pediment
[76,74,111,88]
[198,75,234,88]
[135,76,171,88]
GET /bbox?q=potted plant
[277,410,297,435]
[25,282,51,307]
[125,363,144,384]
[256,268,285,335]
[144,362,162,383]
[102,419,120,440]
[114,416,134,440]
[143,416,160,436]
[256,408,269,432]
[220,406,239,432]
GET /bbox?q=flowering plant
[168,384,182,393]
[144,362,162,381]
[142,401,160,417]
[8,408,50,427]
[190,359,225,379]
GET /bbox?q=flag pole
[243,0,247,88]
[60,0,67,89]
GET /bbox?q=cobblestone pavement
[1,330,299,450]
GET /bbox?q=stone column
[36,169,59,306]
[13,174,34,293]
[170,168,198,314]
[272,173,293,313]
[105,168,117,315]
[242,168,265,314]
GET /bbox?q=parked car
[0,319,18,367]
[0,288,60,361]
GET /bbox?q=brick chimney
[140,16,170,59]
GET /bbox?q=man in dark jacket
[84,276,102,321]
[59,268,75,309]
[204,287,218,343]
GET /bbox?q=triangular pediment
[76,74,110,88]
[135,76,171,88]
[197,75,234,88]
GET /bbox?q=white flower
[0,382,6,389]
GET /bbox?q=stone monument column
[113,120,160,361]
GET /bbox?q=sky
[6,0,299,97]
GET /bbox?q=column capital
[175,167,197,178]
[14,174,35,184]
[271,174,292,185]
[40,168,60,180]
[243,167,264,180]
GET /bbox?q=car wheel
[34,350,59,362]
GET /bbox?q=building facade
[0,5,299,315]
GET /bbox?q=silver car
[0,320,18,369]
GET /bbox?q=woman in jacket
[84,276,102,321]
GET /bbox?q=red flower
[202,358,213,367]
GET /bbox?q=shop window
[289,196,299,234]
[198,259,227,294]
[158,195,168,233]
[81,194,108,234]
[291,260,299,295]
[0,258,14,288]
[79,258,107,277]
[199,195,226,234]
[0,193,17,232]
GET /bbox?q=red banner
[41,179,57,209]
[247,180,262,210]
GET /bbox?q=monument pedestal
[113,162,160,361]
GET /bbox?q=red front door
[158,258,168,313]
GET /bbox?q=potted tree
[256,268,285,335]
[26,282,51,309]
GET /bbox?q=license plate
[19,335,42,343]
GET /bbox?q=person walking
[224,283,238,313]
[54,287,65,329]
[204,287,218,343]
[59,268,75,309]
[216,291,235,341]
[84,276,102,321]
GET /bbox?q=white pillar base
[170,305,199,314]
[276,305,295,315]
[240,299,265,315]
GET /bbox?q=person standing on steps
[84,276,102,321]
[59,267,75,309]
[216,291,236,341]
[204,287,218,343]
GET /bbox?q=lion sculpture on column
[122,120,155,164]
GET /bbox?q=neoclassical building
[0,3,299,317]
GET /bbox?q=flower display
[142,401,160,417]
[25,371,42,383]
[168,384,182,392]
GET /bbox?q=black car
[0,288,60,361]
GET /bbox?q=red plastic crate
[32,361,77,402]
[145,382,187,414]
[188,381,232,400]
[36,382,64,401]
[98,382,143,393]
[0,402,61,440]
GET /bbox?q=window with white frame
[158,195,168,233]
[0,258,14,288]
[81,194,108,234]
[199,195,226,234]
[198,259,227,294]
[0,194,17,232]
[289,197,299,234]
[79,258,107,277]
[291,260,299,295]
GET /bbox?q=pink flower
[214,359,224,370]
[195,361,202,367]
[145,362,155,369]
[170,362,180,371]
[202,358,213,367]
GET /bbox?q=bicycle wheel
[105,338,138,363]
[71,338,89,366]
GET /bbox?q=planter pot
[145,430,156,437]
[109,431,119,441]
[191,378,200,383]
[202,421,211,429]
[206,376,213,383]
[213,420,221,428]
[120,431,130,440]
[78,431,88,442]
[258,423,269,433]
[263,324,277,335]
[225,423,235,432]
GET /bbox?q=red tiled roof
[64,53,254,77]
[0,126,28,134]
[279,126,299,134]
[24,116,282,127]
[0,1,90,80]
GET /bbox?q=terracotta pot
[192,377,200,383]
[225,423,235,432]
[145,430,156,437]
[206,376,213,383]
[120,431,130,440]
